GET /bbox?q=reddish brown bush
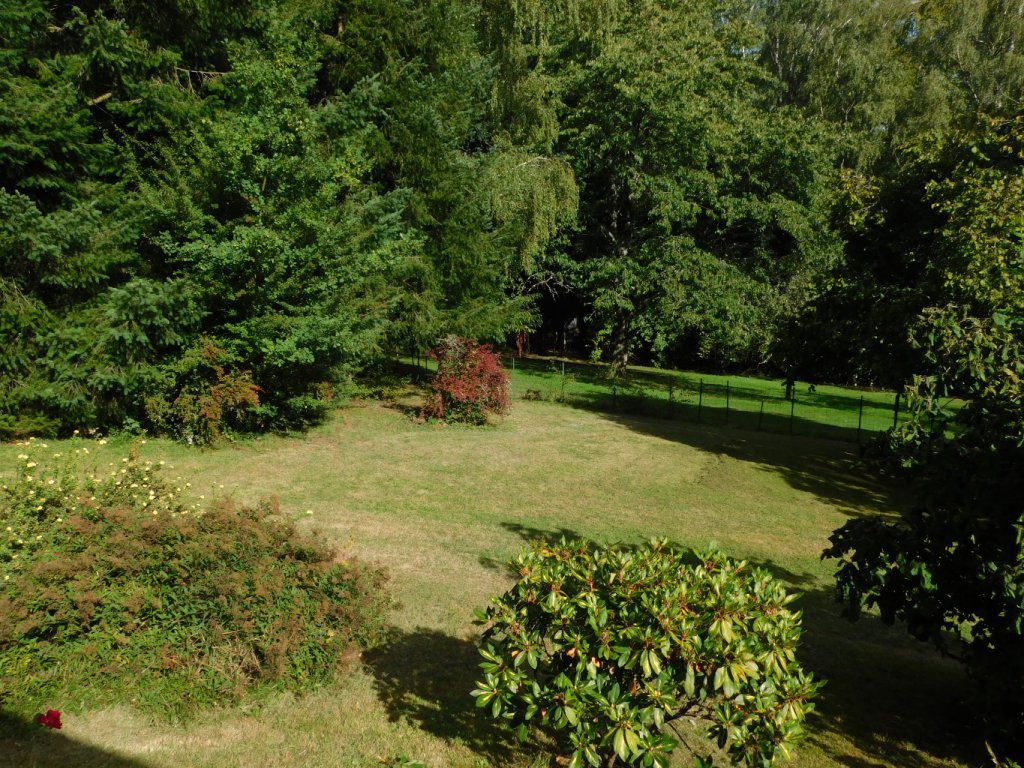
[0,444,391,718]
[421,337,509,424]
[145,338,261,444]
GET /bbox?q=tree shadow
[592,410,909,519]
[504,355,903,439]
[0,710,151,768]
[362,627,545,767]
[796,588,977,768]
[476,522,978,768]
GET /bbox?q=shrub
[473,539,821,768]
[422,337,510,424]
[145,338,262,445]
[0,438,390,717]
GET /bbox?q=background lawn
[404,354,963,444]
[0,400,971,768]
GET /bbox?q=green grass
[0,399,971,768]
[409,354,928,443]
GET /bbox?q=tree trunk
[610,317,631,378]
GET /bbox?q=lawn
[405,354,931,444]
[0,399,971,768]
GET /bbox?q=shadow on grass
[363,627,545,767]
[477,522,978,768]
[595,410,908,519]
[0,710,149,768]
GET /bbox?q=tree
[0,0,575,437]
[769,0,1024,386]
[823,115,1024,755]
[483,0,841,372]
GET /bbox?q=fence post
[697,379,703,422]
[560,361,566,398]
[758,398,764,431]
[612,383,618,411]
[892,391,901,429]
[668,381,674,418]
[856,396,864,443]
[789,396,796,434]
[725,381,731,421]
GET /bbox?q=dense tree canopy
[0,0,575,437]
[2,0,1022,429]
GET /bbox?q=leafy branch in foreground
[824,308,1024,757]
[473,539,821,767]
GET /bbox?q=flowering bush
[0,438,391,717]
[473,539,822,768]
[422,337,510,424]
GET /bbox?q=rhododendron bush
[0,438,391,717]
[473,539,822,768]
[422,337,510,424]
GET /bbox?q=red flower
[36,709,62,729]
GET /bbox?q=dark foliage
[824,308,1024,756]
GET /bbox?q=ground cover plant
[0,437,390,718]
[475,539,821,768]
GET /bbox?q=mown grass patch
[0,401,971,768]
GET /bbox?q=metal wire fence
[402,352,917,444]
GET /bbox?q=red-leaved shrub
[421,337,509,424]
